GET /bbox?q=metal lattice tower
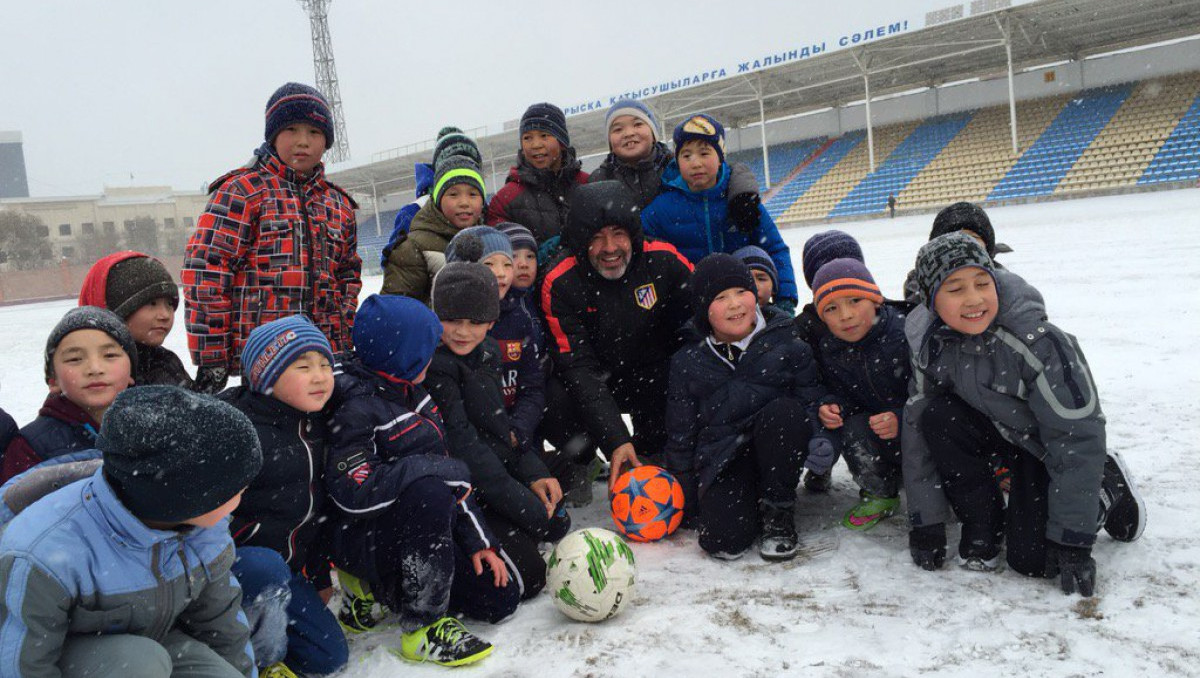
[298,0,350,163]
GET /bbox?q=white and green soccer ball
[546,527,637,622]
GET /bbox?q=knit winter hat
[45,306,137,383]
[673,114,726,165]
[432,155,486,207]
[241,315,334,394]
[930,202,996,256]
[432,129,483,169]
[520,102,570,148]
[264,82,334,149]
[731,245,778,299]
[691,253,756,334]
[432,262,500,323]
[78,251,178,319]
[497,222,537,253]
[352,294,443,382]
[606,99,659,143]
[915,232,996,307]
[801,230,865,290]
[101,386,263,523]
[812,258,884,310]
[445,226,514,265]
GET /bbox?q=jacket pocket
[256,219,299,271]
[68,604,135,634]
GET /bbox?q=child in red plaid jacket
[182,82,362,393]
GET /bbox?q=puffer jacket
[641,162,798,304]
[135,343,196,390]
[590,142,761,209]
[902,269,1107,547]
[663,311,826,498]
[379,162,435,267]
[183,142,362,373]
[485,148,588,243]
[2,395,100,482]
[0,469,255,677]
[814,302,913,418]
[380,198,463,303]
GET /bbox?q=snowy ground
[1,189,1198,677]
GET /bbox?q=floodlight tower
[298,0,350,163]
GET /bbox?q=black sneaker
[1100,452,1146,543]
[759,502,799,561]
[958,530,1002,572]
[802,469,832,493]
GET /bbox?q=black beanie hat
[915,232,997,307]
[691,253,756,334]
[432,262,499,323]
[520,102,570,148]
[264,82,335,149]
[45,307,137,383]
[106,256,178,319]
[101,386,263,523]
[931,202,996,256]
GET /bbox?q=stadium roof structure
[330,0,1200,202]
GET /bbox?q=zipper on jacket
[178,544,194,601]
[286,419,318,565]
[148,541,171,641]
[291,184,318,321]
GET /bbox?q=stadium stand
[762,135,858,217]
[727,139,825,191]
[1139,75,1200,186]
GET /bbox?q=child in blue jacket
[641,114,798,314]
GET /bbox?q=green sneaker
[842,492,900,531]
[337,571,383,634]
[396,616,494,667]
[260,662,299,678]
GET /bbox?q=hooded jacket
[182,143,361,373]
[902,269,1106,547]
[2,395,100,482]
[380,198,464,303]
[641,162,798,303]
[540,182,694,452]
[590,142,762,210]
[0,470,255,677]
[485,148,588,243]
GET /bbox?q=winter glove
[193,365,229,395]
[537,235,563,268]
[1046,542,1096,597]
[727,192,761,234]
[909,523,947,571]
[774,297,797,317]
[804,437,836,475]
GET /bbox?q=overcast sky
[2,0,1003,196]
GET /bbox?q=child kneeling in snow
[904,233,1145,595]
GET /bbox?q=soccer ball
[610,465,685,542]
[546,528,637,622]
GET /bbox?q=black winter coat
[664,312,827,498]
[0,408,16,462]
[485,148,588,243]
[135,343,197,390]
[221,386,329,572]
[2,395,99,482]
[813,302,914,419]
[589,142,763,209]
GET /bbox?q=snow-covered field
[1,189,1198,677]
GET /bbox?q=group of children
[0,81,1147,677]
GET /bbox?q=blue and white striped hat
[241,315,334,394]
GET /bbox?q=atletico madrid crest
[634,284,658,310]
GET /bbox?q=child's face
[125,297,175,347]
[933,267,998,335]
[273,122,327,175]
[512,248,537,289]
[482,253,514,299]
[708,287,758,344]
[49,329,133,421]
[750,270,775,306]
[677,140,721,191]
[818,296,879,343]
[521,130,563,170]
[271,350,334,413]
[586,226,633,280]
[184,490,244,529]
[441,319,494,356]
[439,184,484,228]
[608,115,655,163]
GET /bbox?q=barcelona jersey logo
[634,284,658,310]
[505,340,522,362]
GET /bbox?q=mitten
[1046,542,1096,597]
[194,365,229,395]
[727,192,761,234]
[909,523,947,571]
[804,437,835,475]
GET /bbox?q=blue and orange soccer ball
[609,465,685,542]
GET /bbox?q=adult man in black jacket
[540,181,694,487]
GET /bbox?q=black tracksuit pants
[839,413,902,498]
[697,399,810,556]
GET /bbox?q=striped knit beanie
[241,315,334,394]
[497,222,537,253]
[433,155,486,206]
[521,102,570,147]
[801,230,864,290]
[732,246,778,298]
[915,232,996,307]
[264,82,334,149]
[446,226,514,264]
[432,128,483,168]
[606,99,659,142]
[812,258,884,310]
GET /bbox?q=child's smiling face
[933,267,998,335]
[521,130,563,170]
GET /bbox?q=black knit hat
[264,82,334,149]
[432,130,483,169]
[520,102,570,148]
[106,256,178,319]
[801,230,864,290]
[432,262,499,323]
[45,307,137,383]
[100,386,263,523]
[432,155,486,207]
[915,232,996,307]
[691,253,756,334]
[563,181,644,262]
[931,202,996,256]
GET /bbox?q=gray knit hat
[432,128,483,168]
[446,226,513,264]
[915,232,996,306]
[497,222,537,253]
[45,307,137,383]
[432,155,486,206]
[431,262,499,323]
